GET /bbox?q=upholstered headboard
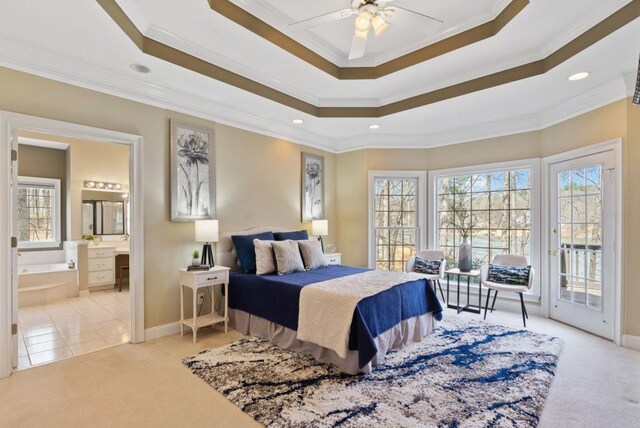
[216,226,289,271]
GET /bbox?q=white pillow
[298,239,328,270]
[271,240,305,275]
[253,239,276,275]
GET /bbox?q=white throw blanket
[297,270,426,358]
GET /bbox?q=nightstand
[179,265,230,343]
[325,253,342,265]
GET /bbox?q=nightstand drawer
[197,271,227,286]
[325,253,342,265]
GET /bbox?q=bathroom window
[17,176,61,249]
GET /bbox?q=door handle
[548,250,558,256]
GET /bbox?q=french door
[549,151,615,339]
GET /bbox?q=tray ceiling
[0,0,637,152]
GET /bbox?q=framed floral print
[301,152,324,221]
[170,120,216,222]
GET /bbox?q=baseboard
[144,321,181,341]
[622,334,640,351]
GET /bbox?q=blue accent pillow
[231,232,275,274]
[273,230,309,241]
[413,257,442,275]
[488,264,531,286]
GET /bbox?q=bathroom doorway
[0,112,144,377]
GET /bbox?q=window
[369,171,426,271]
[429,160,540,294]
[17,176,61,249]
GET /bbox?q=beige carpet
[0,309,639,428]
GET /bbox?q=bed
[217,227,443,374]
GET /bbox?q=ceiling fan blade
[386,6,443,35]
[348,32,368,60]
[288,9,355,31]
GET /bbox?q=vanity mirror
[82,190,128,236]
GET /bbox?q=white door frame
[367,171,427,269]
[541,138,623,345]
[0,111,145,378]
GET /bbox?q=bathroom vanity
[87,245,130,291]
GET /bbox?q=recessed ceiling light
[292,119,304,124]
[369,124,380,130]
[130,63,151,74]
[568,72,590,81]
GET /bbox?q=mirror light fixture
[84,180,123,191]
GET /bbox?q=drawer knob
[207,276,218,281]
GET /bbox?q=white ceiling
[231,0,509,67]
[0,0,637,153]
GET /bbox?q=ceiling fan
[288,0,443,60]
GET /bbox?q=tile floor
[17,289,130,370]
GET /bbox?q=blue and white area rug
[183,318,562,427]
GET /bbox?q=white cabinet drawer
[88,248,115,259]
[196,271,228,287]
[88,257,114,272]
[89,270,114,285]
[325,253,341,265]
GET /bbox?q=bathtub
[18,263,79,308]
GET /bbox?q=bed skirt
[229,308,438,374]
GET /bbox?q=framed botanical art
[170,120,216,222]
[301,152,324,221]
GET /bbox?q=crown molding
[337,76,630,153]
[0,33,338,153]
[0,31,630,156]
[537,77,628,127]
[622,68,638,94]
[536,0,632,59]
[145,24,322,106]
[114,0,151,33]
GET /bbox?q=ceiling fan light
[354,12,371,32]
[354,28,368,41]
[372,14,388,36]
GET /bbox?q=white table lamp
[195,219,218,267]
[311,219,328,253]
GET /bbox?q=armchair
[406,250,446,301]
[480,254,534,327]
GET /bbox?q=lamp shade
[311,219,328,236]
[195,219,219,243]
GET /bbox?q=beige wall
[624,99,640,336]
[335,98,640,337]
[0,66,337,329]
[16,144,68,247]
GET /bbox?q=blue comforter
[228,265,443,368]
